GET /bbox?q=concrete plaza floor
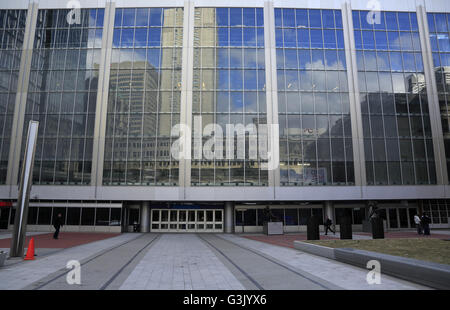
[0,232,437,290]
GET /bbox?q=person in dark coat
[324,216,335,235]
[53,213,64,239]
[421,213,431,236]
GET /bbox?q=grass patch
[304,238,450,265]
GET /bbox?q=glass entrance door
[151,209,223,232]
[386,208,413,229]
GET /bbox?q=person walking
[324,216,335,235]
[421,213,431,236]
[414,214,422,235]
[53,213,64,239]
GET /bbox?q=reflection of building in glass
[407,73,426,93]
[21,9,103,185]
[192,7,267,186]
[355,10,435,185]
[277,8,353,186]
[104,7,183,185]
[0,9,26,183]
[1,3,450,234]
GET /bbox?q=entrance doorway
[386,207,417,229]
[0,208,10,229]
[150,209,223,232]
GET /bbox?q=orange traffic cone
[24,238,35,260]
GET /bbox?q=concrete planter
[0,251,7,267]
[263,222,283,235]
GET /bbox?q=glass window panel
[297,29,310,48]
[283,9,295,28]
[230,8,243,26]
[323,29,336,49]
[230,28,242,46]
[310,29,323,48]
[364,51,377,71]
[296,9,308,28]
[242,8,255,27]
[134,28,147,47]
[309,10,321,28]
[360,11,373,30]
[390,52,403,71]
[376,51,390,71]
[366,72,379,92]
[135,8,149,27]
[374,12,386,30]
[217,8,228,26]
[122,8,136,27]
[148,28,161,46]
[398,12,411,31]
[243,28,256,47]
[362,30,375,49]
[324,50,338,70]
[435,13,447,33]
[149,8,162,26]
[283,28,296,48]
[322,10,335,29]
[388,31,400,50]
[311,50,324,69]
[375,31,388,50]
[386,12,398,31]
[400,32,413,50]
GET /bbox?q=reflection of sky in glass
[192,8,267,186]
[276,8,353,186]
[428,12,450,183]
[355,10,435,185]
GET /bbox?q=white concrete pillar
[416,4,448,185]
[224,202,235,233]
[6,2,39,190]
[341,2,366,186]
[140,202,150,233]
[91,1,116,190]
[264,1,280,188]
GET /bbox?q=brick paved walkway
[355,231,450,239]
[0,232,120,249]
[242,231,450,248]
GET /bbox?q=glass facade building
[428,12,450,182]
[0,0,450,233]
[104,7,183,185]
[191,8,267,186]
[276,8,354,186]
[24,8,104,184]
[0,9,27,183]
[354,11,436,185]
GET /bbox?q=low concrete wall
[334,248,450,290]
[293,241,450,289]
[293,241,335,259]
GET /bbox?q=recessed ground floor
[1,199,449,233]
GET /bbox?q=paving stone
[119,234,245,290]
